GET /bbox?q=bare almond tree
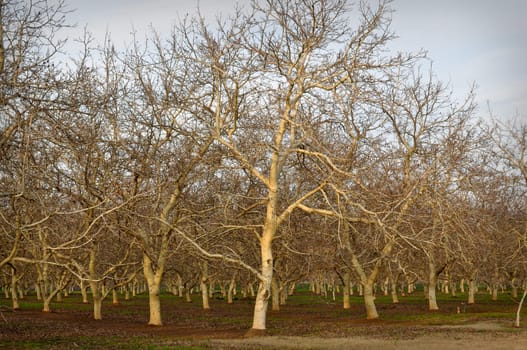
[0,0,70,271]
[163,0,426,330]
[489,119,527,327]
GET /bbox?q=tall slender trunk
[93,294,102,320]
[511,277,518,298]
[227,274,237,304]
[514,290,527,328]
[112,288,119,305]
[10,266,20,310]
[143,254,164,326]
[468,278,476,304]
[88,249,103,320]
[185,287,192,303]
[80,280,89,303]
[428,261,439,311]
[279,281,288,305]
[342,270,351,309]
[200,262,210,310]
[35,283,41,301]
[250,234,273,332]
[491,266,499,301]
[391,276,400,304]
[271,276,280,311]
[363,280,378,319]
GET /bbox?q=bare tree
[489,119,527,327]
[0,0,70,271]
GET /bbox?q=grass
[1,286,526,350]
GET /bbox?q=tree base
[244,328,266,337]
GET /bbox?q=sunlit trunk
[514,290,527,328]
[10,267,20,310]
[491,267,499,301]
[80,280,89,303]
[391,279,399,304]
[227,275,236,304]
[250,234,273,333]
[201,280,210,309]
[200,262,210,310]
[491,286,498,301]
[511,277,518,298]
[185,287,192,303]
[143,254,164,326]
[468,278,476,304]
[428,261,439,311]
[56,290,62,302]
[42,298,51,312]
[363,281,378,319]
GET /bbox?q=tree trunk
[35,283,41,301]
[271,276,280,311]
[391,278,400,304]
[343,270,351,309]
[468,278,476,304]
[143,255,164,325]
[428,262,439,311]
[250,235,273,332]
[201,280,210,309]
[363,281,378,319]
[93,295,102,320]
[279,281,288,305]
[200,263,210,310]
[491,286,498,301]
[56,290,62,303]
[227,275,236,304]
[10,267,20,310]
[514,290,527,328]
[125,285,131,301]
[112,288,119,305]
[511,277,518,298]
[185,287,192,303]
[80,281,89,303]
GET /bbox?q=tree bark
[428,261,440,311]
[200,262,210,310]
[468,278,476,304]
[271,276,280,311]
[363,281,378,319]
[10,266,20,310]
[143,254,164,326]
[343,270,351,309]
[112,288,119,305]
[80,280,89,304]
[250,235,273,332]
[514,290,527,328]
[391,277,400,304]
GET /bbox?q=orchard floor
[1,291,527,349]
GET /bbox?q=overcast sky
[61,0,527,122]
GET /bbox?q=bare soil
[1,292,526,349]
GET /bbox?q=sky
[60,0,527,122]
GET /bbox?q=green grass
[1,287,525,350]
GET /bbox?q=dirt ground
[1,292,526,349]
